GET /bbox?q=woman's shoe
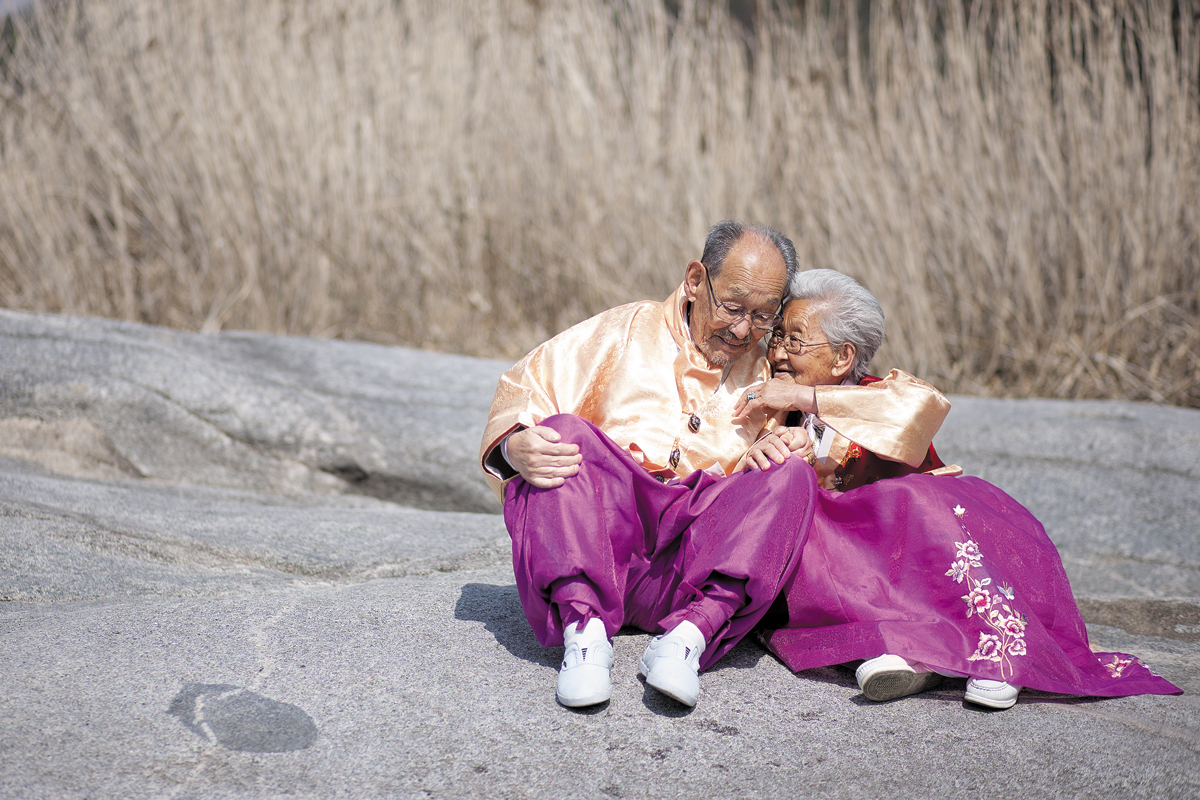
[965,678,1021,709]
[855,654,941,702]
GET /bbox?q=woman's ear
[830,342,856,380]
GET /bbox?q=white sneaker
[555,619,613,708]
[638,621,705,707]
[965,678,1021,709]
[855,654,942,702]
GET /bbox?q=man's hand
[507,426,583,488]
[744,426,813,471]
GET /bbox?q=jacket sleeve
[812,369,950,467]
[477,308,634,499]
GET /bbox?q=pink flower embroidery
[955,540,982,566]
[969,632,1004,663]
[964,587,991,617]
[945,559,969,583]
[1104,655,1134,678]
[1007,639,1027,657]
[992,610,1027,637]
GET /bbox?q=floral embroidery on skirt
[944,504,1028,679]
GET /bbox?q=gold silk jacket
[479,282,782,499]
[806,369,961,491]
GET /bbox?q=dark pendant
[669,448,680,469]
[688,414,701,433]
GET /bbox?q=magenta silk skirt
[761,473,1181,697]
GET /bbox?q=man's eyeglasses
[702,263,781,331]
[767,332,833,355]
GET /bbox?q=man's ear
[830,342,857,380]
[684,260,705,302]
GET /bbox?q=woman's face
[768,299,853,386]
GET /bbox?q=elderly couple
[480,220,1179,710]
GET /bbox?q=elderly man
[480,220,817,708]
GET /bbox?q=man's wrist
[483,429,522,481]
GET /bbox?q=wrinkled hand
[744,426,813,471]
[506,425,582,488]
[733,376,816,419]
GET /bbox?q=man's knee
[540,413,603,446]
[762,454,818,493]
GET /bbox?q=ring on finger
[747,391,756,400]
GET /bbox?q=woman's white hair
[786,269,885,383]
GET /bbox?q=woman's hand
[734,376,817,419]
[744,426,813,471]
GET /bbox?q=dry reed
[1,0,1198,406]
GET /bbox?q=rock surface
[2,309,1198,799]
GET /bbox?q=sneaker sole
[556,687,612,708]
[860,670,941,702]
[639,655,699,707]
[964,690,1018,710]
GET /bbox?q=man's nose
[728,316,753,339]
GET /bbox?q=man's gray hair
[701,220,798,285]
[787,269,885,383]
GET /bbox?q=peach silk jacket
[479,282,957,499]
[479,282,783,500]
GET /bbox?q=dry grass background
[1,0,1197,406]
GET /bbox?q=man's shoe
[556,619,613,708]
[965,678,1021,709]
[855,654,942,702]
[638,622,705,707]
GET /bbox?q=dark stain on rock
[169,683,318,752]
[1077,598,1200,641]
[697,718,739,736]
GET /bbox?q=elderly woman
[735,269,1179,708]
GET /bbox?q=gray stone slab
[0,459,509,603]
[0,310,508,513]
[1,310,1198,798]
[2,568,1198,800]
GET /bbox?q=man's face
[685,235,788,367]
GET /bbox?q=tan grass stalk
[1,0,1197,406]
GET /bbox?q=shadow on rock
[455,582,557,668]
[703,636,773,674]
[322,462,501,514]
[637,676,695,717]
[168,683,318,753]
[787,664,860,690]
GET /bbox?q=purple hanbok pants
[504,414,816,671]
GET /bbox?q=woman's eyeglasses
[767,332,833,355]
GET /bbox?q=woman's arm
[812,370,950,466]
[733,376,817,419]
